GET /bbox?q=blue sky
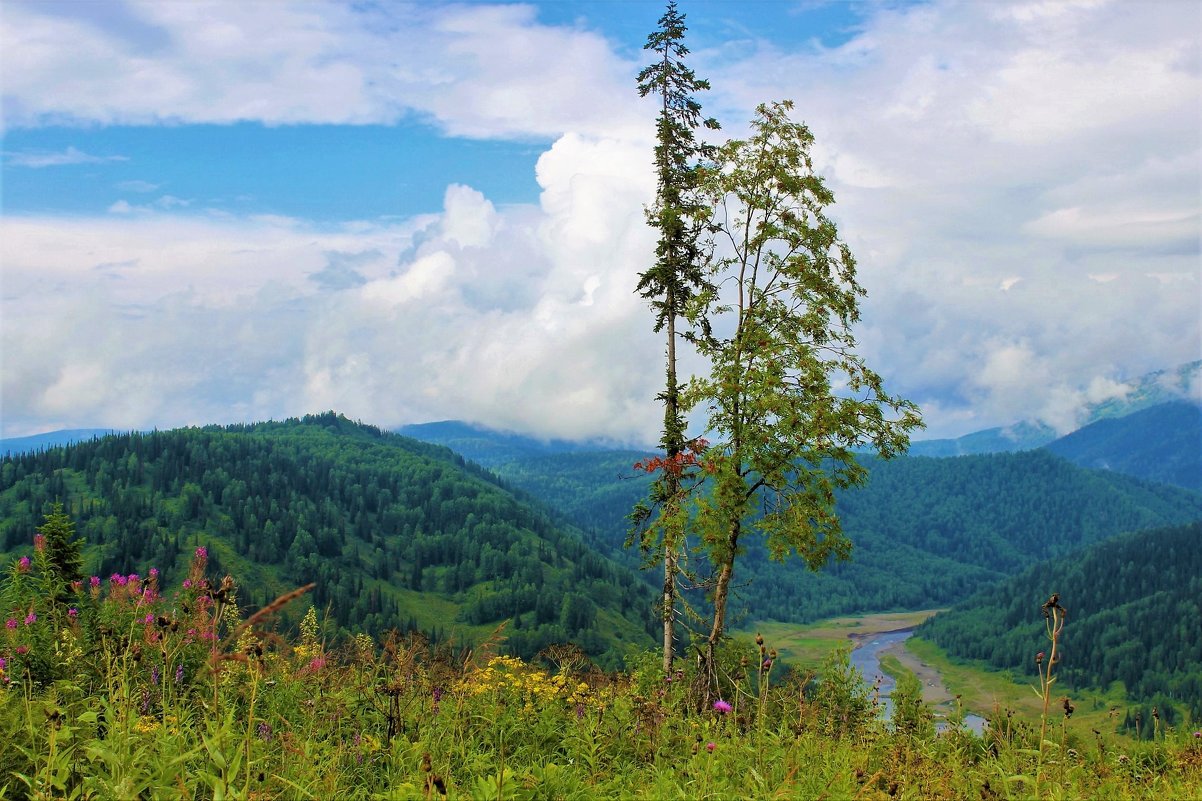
[2,0,1199,442]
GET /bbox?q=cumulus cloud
[701,0,1201,435]
[1,0,1198,441]
[1,135,662,440]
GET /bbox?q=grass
[740,609,941,668]
[3,547,1200,799]
[906,635,1133,741]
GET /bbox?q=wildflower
[70,580,82,592]
[33,534,45,552]
[257,721,273,741]
[195,546,208,560]
[67,608,78,619]
[143,613,154,624]
[706,742,716,752]
[149,568,159,578]
[16,645,28,655]
[5,619,15,630]
[182,580,192,589]
[151,666,160,685]
[24,613,36,625]
[713,699,732,714]
[1193,731,1201,739]
[17,557,30,572]
[175,664,185,684]
[307,656,326,673]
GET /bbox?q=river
[849,628,987,734]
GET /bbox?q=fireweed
[0,539,1198,799]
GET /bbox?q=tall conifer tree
[631,1,718,674]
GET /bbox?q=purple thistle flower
[713,699,732,714]
[24,613,36,626]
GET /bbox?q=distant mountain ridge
[1044,401,1201,492]
[0,428,118,457]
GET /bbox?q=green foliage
[685,100,923,648]
[37,502,84,594]
[2,554,1199,798]
[0,413,656,666]
[815,646,875,741]
[490,445,1202,627]
[633,0,721,673]
[891,668,936,740]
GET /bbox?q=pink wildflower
[15,645,28,655]
[33,534,45,552]
[713,699,732,714]
[5,619,15,630]
[90,576,100,588]
[195,546,208,560]
[706,742,716,752]
[24,613,36,626]
[17,557,30,572]
[67,608,78,618]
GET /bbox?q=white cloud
[1,135,664,440]
[1,0,1198,441]
[1,1,645,139]
[5,145,128,167]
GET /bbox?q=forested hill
[1043,401,1201,492]
[488,448,1202,624]
[916,521,1202,727]
[0,413,657,665]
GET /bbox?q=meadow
[2,544,1200,800]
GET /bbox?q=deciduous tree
[686,101,923,683]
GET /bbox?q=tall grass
[2,546,1199,799]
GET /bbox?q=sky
[1,0,1199,444]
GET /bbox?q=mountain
[907,421,1056,457]
[908,360,1200,457]
[0,413,656,665]
[915,521,1202,728]
[0,428,118,457]
[1043,401,1201,492]
[395,420,630,468]
[481,447,1202,625]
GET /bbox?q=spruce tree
[631,1,718,675]
[37,502,84,600]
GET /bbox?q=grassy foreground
[3,549,1201,800]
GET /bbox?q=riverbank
[746,609,942,668]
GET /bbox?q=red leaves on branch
[634,438,711,477]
